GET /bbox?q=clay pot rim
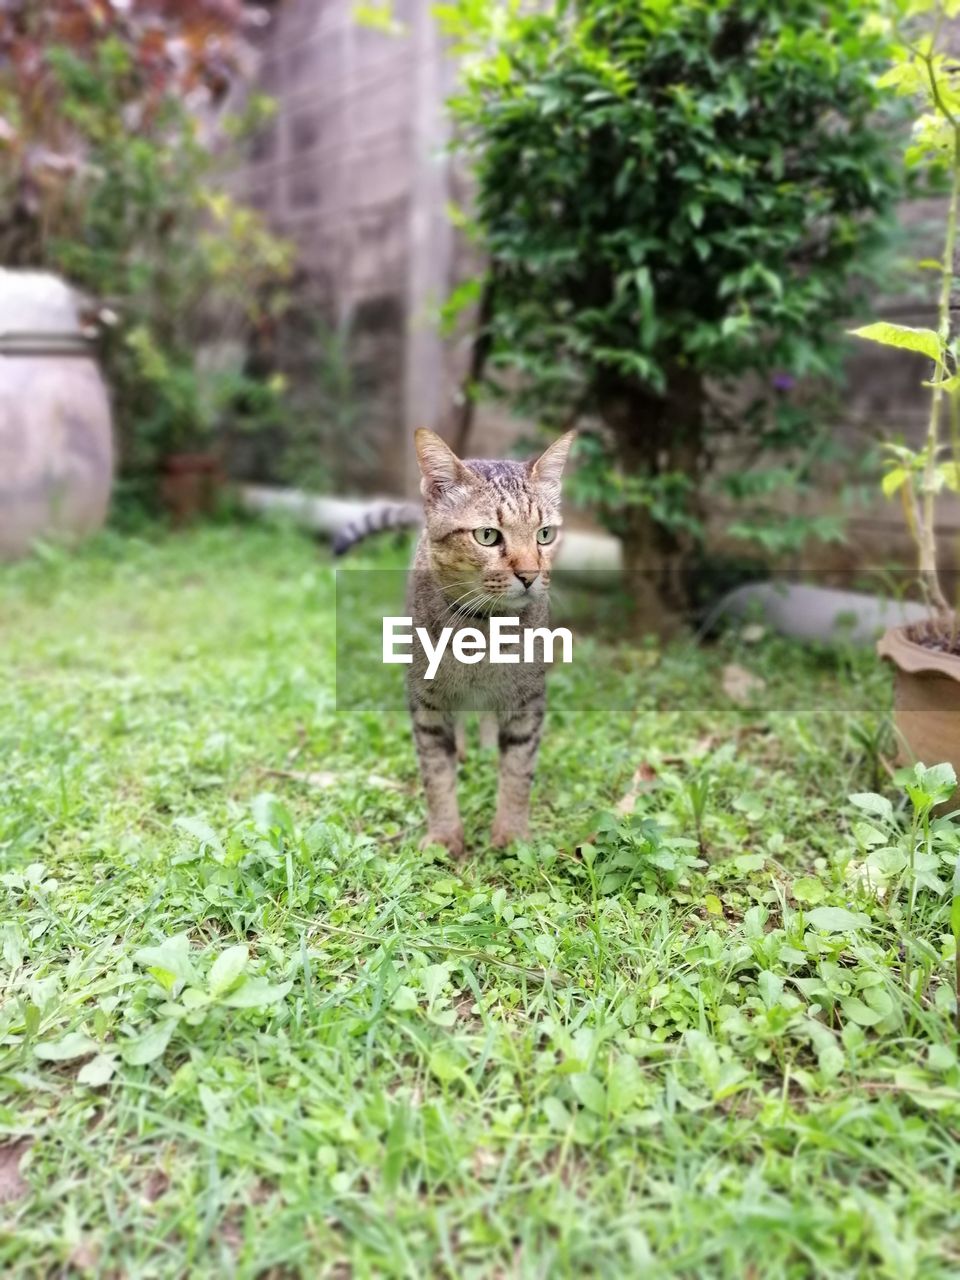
[877,622,960,683]
[161,451,221,474]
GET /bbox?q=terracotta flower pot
[159,452,222,525]
[877,625,960,797]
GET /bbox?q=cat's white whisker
[443,587,487,620]
[446,593,490,628]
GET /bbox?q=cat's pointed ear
[530,430,577,488]
[415,428,472,496]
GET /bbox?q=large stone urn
[0,270,113,559]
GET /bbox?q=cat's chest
[425,648,542,709]
[407,611,547,711]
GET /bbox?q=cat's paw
[490,817,528,849]
[420,825,465,859]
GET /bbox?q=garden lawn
[2,524,960,1278]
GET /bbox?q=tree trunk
[597,367,705,635]
[451,276,495,457]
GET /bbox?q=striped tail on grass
[332,502,423,556]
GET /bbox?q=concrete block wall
[230,0,471,495]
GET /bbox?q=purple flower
[771,372,796,392]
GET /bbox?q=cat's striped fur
[404,428,575,856]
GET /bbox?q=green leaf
[218,978,291,1008]
[198,1083,228,1128]
[607,1057,645,1115]
[758,970,784,1009]
[133,934,197,991]
[35,1031,97,1062]
[542,1096,571,1130]
[806,907,872,933]
[805,1018,845,1079]
[841,997,883,1027]
[571,1073,606,1115]
[882,467,910,498]
[382,1104,409,1192]
[847,322,943,363]
[792,876,825,904]
[23,1003,40,1039]
[173,816,223,857]
[534,934,557,961]
[923,373,960,393]
[863,986,894,1019]
[353,2,405,36]
[427,1008,457,1027]
[208,945,248,996]
[428,1048,465,1083]
[905,762,958,811]
[853,822,887,848]
[422,963,453,1005]
[77,1053,118,1086]
[121,1019,177,1066]
[849,793,893,823]
[251,792,294,835]
[391,985,419,1011]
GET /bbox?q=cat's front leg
[411,705,464,857]
[479,715,498,751]
[491,693,545,848]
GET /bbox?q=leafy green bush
[442,0,908,592]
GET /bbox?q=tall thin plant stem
[920,135,960,614]
[917,20,960,617]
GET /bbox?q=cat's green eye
[536,526,557,545]
[473,527,502,546]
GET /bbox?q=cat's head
[414,428,576,610]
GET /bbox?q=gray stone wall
[232,0,434,493]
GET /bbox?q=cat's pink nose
[514,570,538,589]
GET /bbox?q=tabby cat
[402,429,575,856]
[334,429,575,854]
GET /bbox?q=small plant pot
[877,624,960,805]
[159,452,222,525]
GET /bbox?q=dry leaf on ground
[67,1241,99,1271]
[260,769,404,792]
[0,1139,31,1205]
[615,762,659,815]
[721,663,766,705]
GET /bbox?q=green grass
[2,524,960,1278]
